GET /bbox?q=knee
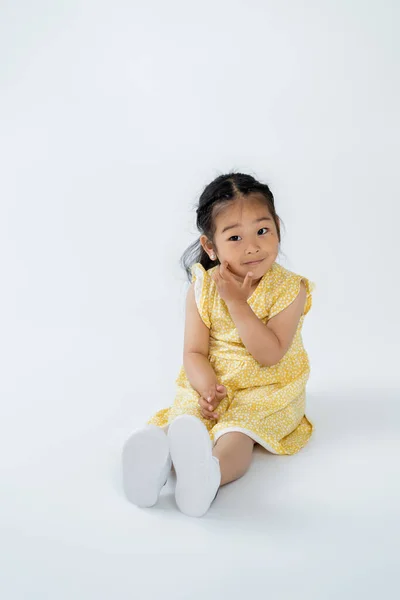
[214,431,255,449]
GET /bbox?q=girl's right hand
[198,384,227,420]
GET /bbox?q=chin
[247,262,271,279]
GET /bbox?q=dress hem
[212,426,280,453]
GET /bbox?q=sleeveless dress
[147,261,316,455]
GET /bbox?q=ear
[200,235,215,258]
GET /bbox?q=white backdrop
[1,1,399,599]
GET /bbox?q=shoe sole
[122,425,170,507]
[168,415,220,517]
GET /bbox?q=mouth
[243,258,265,266]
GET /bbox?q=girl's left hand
[198,383,227,420]
[212,261,253,306]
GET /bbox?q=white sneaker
[122,424,172,507]
[168,415,221,517]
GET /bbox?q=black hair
[180,171,283,281]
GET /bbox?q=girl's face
[200,195,280,283]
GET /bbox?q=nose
[245,244,260,255]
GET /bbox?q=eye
[258,227,269,235]
[228,235,241,241]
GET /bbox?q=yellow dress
[147,261,316,455]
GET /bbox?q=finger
[201,408,218,420]
[219,261,230,279]
[199,396,210,409]
[206,386,217,401]
[224,261,234,274]
[206,389,216,410]
[242,271,253,290]
[203,386,218,410]
[224,261,235,278]
[200,408,212,418]
[199,396,215,412]
[219,261,229,280]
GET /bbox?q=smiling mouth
[243,258,264,265]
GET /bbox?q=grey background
[1,1,399,598]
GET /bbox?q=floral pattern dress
[147,261,316,455]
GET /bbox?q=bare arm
[182,282,218,397]
[226,281,308,367]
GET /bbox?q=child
[122,172,316,518]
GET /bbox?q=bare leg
[212,432,255,486]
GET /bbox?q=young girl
[122,172,316,518]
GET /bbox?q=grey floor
[1,385,398,599]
